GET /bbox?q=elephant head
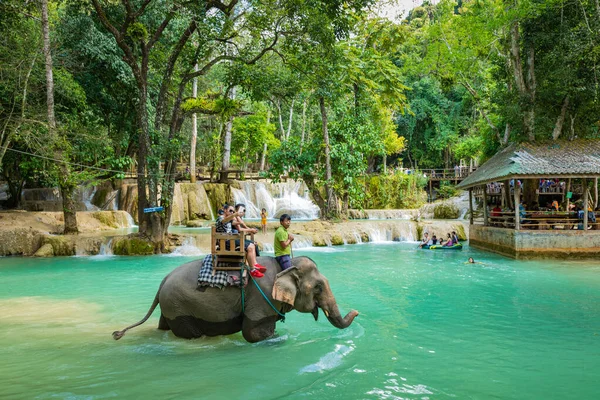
[272,256,358,329]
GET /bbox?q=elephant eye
[314,282,323,294]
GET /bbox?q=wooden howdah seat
[211,227,254,271]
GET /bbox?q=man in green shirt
[274,214,294,270]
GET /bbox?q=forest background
[1,0,599,251]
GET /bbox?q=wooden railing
[422,167,476,180]
[483,210,599,230]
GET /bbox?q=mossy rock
[91,182,114,209]
[91,211,118,228]
[312,234,327,247]
[433,203,460,219]
[454,224,467,241]
[33,243,54,257]
[42,235,76,256]
[330,233,344,246]
[344,234,357,245]
[204,183,230,217]
[416,225,424,242]
[112,236,155,255]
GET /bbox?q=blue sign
[143,206,164,213]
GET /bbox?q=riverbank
[0,210,468,256]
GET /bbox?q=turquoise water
[1,244,599,399]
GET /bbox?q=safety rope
[247,271,286,322]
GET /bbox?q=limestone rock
[42,235,76,256]
[33,243,54,257]
[112,236,154,255]
[0,228,43,256]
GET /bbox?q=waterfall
[169,237,204,256]
[232,181,319,220]
[98,239,114,256]
[367,228,393,242]
[80,186,100,211]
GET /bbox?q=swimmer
[465,257,484,265]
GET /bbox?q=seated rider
[431,235,438,245]
[451,231,459,244]
[216,205,266,278]
[419,232,430,248]
[442,233,453,247]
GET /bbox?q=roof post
[583,178,589,230]
[483,185,489,226]
[469,189,474,225]
[514,183,521,230]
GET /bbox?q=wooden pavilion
[457,139,600,259]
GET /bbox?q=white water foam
[299,343,355,373]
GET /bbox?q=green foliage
[361,171,428,209]
[433,203,460,219]
[126,22,148,42]
[437,180,460,200]
[232,108,278,168]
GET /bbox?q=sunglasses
[228,209,235,213]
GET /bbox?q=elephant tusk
[324,310,329,318]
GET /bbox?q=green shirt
[274,226,291,257]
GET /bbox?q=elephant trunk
[322,302,359,329]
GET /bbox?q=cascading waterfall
[168,237,203,256]
[232,181,319,220]
[98,239,114,256]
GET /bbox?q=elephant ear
[272,267,298,307]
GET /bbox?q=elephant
[112,255,359,343]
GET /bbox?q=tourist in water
[216,205,265,278]
[274,214,294,271]
[465,257,484,265]
[261,208,268,234]
[419,232,430,248]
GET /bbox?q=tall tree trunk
[136,85,150,237]
[510,21,536,141]
[42,0,78,234]
[190,63,198,183]
[383,153,387,174]
[286,98,295,140]
[300,99,307,147]
[221,87,236,171]
[524,43,536,141]
[276,98,285,138]
[552,95,569,140]
[260,110,270,171]
[523,179,538,209]
[0,55,36,165]
[319,96,337,219]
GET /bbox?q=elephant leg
[158,313,170,331]
[242,315,278,343]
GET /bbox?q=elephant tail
[112,276,167,340]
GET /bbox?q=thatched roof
[457,139,600,189]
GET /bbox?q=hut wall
[470,225,600,259]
